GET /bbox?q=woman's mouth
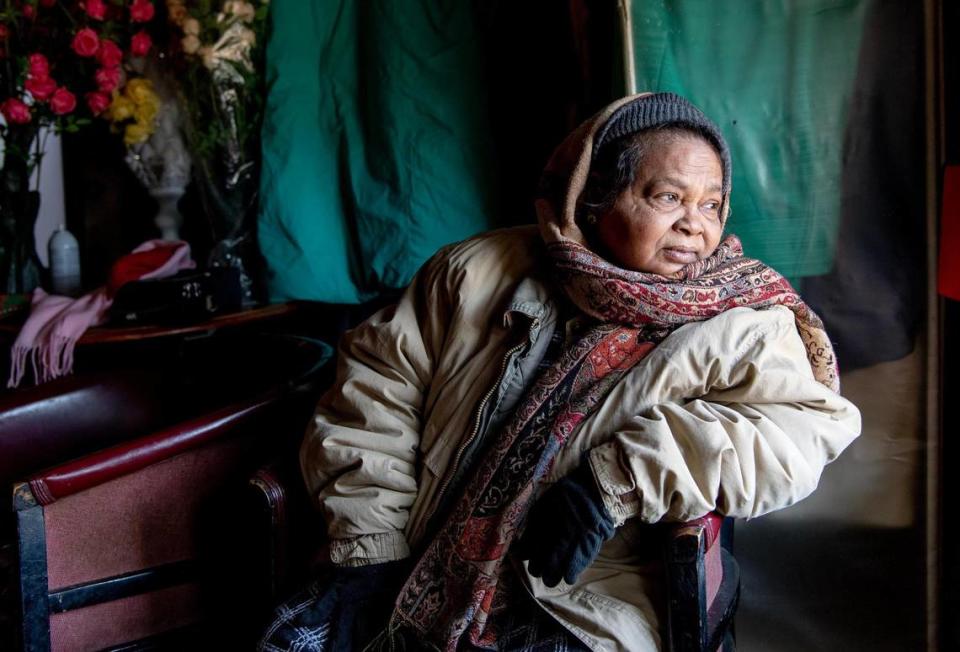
[661,247,698,264]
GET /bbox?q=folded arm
[588,307,862,525]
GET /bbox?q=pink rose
[1,98,32,124]
[25,76,57,101]
[129,0,155,23]
[50,87,77,115]
[130,31,152,57]
[94,66,121,93]
[27,53,49,78]
[84,0,106,20]
[71,28,100,57]
[85,91,110,115]
[96,39,122,68]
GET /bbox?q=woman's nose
[675,207,704,235]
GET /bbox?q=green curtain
[629,0,866,278]
[259,0,497,304]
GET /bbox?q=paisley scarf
[387,94,839,651]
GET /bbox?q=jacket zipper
[433,333,531,505]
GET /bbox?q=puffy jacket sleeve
[300,249,454,567]
[587,306,862,525]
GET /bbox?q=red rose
[0,25,8,40]
[130,31,152,57]
[94,66,121,93]
[25,76,57,101]
[84,0,106,20]
[40,0,56,7]
[27,53,50,79]
[21,4,35,20]
[1,98,32,124]
[96,39,122,68]
[50,87,77,115]
[71,28,100,57]
[85,91,110,115]
[129,0,155,23]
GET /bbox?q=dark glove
[515,460,616,587]
[258,559,409,652]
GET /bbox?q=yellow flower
[133,100,159,126]
[124,121,154,146]
[124,78,157,107]
[107,95,135,123]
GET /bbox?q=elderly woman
[259,93,861,652]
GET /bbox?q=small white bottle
[48,225,81,297]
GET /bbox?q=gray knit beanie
[593,92,732,196]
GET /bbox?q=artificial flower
[0,98,32,124]
[238,27,256,47]
[25,76,57,101]
[124,78,156,107]
[123,120,153,145]
[71,28,100,58]
[130,0,155,23]
[84,0,107,21]
[181,34,201,54]
[85,91,111,115]
[200,46,216,70]
[27,53,50,79]
[95,66,121,93]
[97,39,123,68]
[50,88,77,115]
[225,1,257,23]
[107,94,135,122]
[183,17,201,36]
[166,1,188,26]
[131,31,152,57]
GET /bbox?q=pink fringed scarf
[8,240,195,387]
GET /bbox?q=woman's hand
[515,461,616,587]
[257,559,410,652]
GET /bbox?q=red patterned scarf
[386,95,839,650]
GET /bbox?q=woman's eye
[701,201,720,215]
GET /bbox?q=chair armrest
[246,458,328,609]
[665,514,739,652]
[18,392,281,508]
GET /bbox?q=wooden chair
[247,464,740,652]
[10,335,331,651]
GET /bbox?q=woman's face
[593,134,724,276]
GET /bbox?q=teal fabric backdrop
[259,1,497,303]
[630,0,866,278]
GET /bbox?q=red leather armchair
[8,334,331,651]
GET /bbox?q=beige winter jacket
[300,225,861,651]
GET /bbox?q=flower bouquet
[165,0,269,305]
[0,0,161,292]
